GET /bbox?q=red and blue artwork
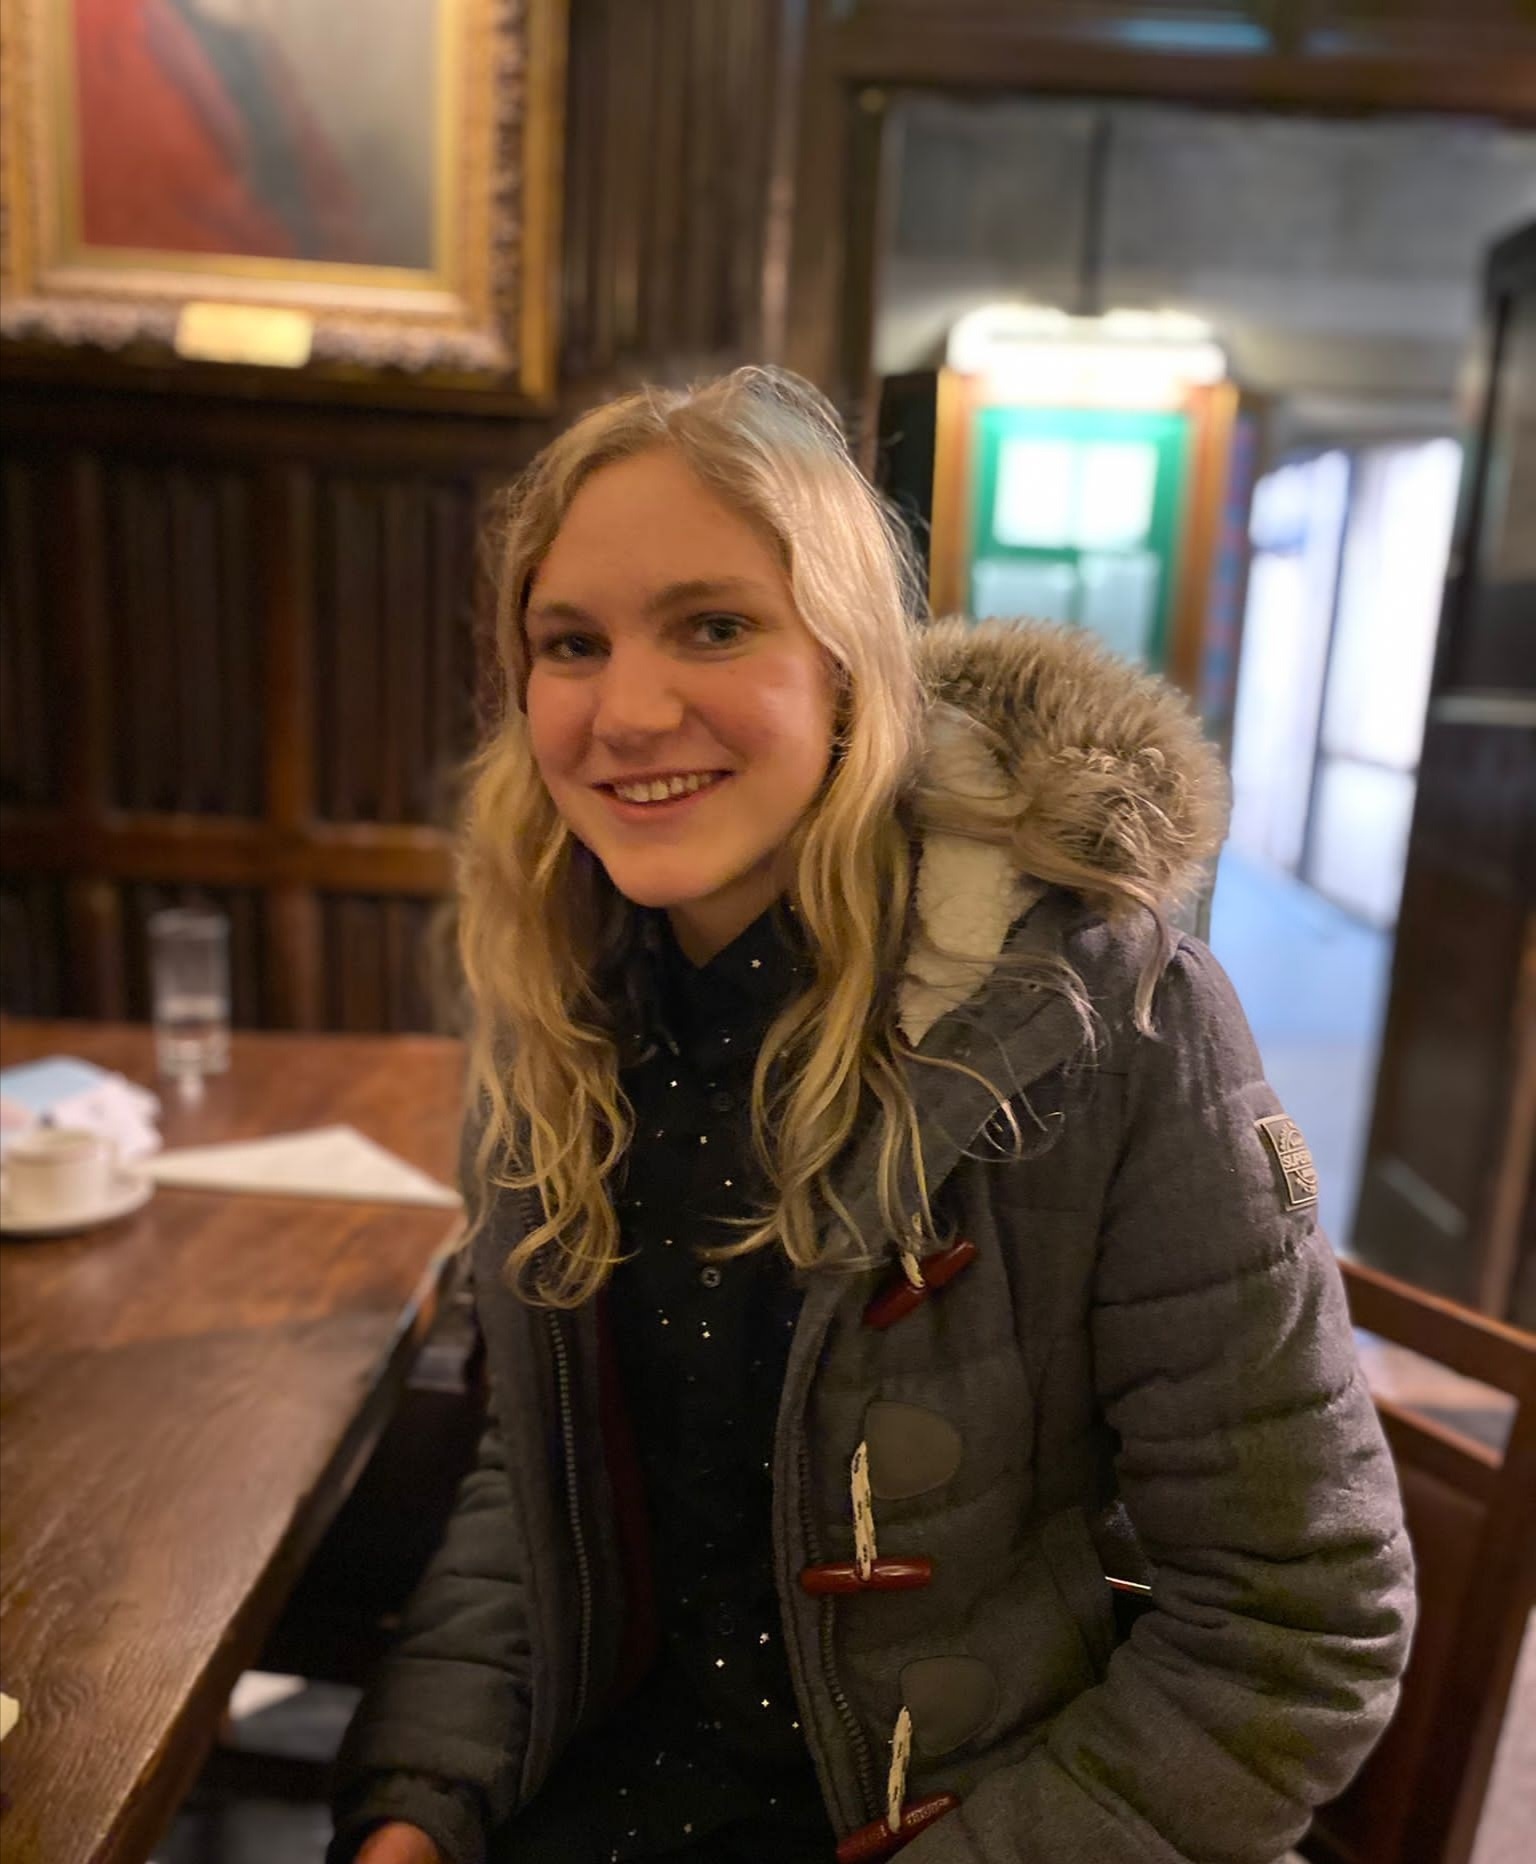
[70,0,439,269]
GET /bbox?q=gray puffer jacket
[331,622,1415,1864]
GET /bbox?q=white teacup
[2,1127,118,1222]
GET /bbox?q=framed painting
[0,0,564,396]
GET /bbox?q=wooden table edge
[92,1224,468,1864]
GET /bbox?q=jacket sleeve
[327,1401,533,1864]
[909,936,1416,1864]
[329,1106,534,1864]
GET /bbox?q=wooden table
[0,1023,467,1864]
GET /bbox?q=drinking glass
[149,908,231,1081]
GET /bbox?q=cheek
[714,657,836,767]
[525,679,587,780]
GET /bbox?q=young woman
[330,368,1413,1864]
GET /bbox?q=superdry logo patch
[1255,1114,1319,1210]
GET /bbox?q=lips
[599,771,729,804]
[596,771,733,818]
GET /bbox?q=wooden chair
[1302,1258,1536,1864]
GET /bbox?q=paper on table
[147,1126,460,1208]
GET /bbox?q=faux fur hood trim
[899,619,1229,1046]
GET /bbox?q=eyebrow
[526,577,769,630]
[643,577,766,613]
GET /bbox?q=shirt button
[700,1266,723,1289]
[708,1090,734,1114]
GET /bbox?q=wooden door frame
[914,369,1242,701]
[782,1,1536,411]
[1351,219,1536,1318]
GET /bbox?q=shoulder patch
[1255,1114,1319,1210]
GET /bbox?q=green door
[968,404,1192,671]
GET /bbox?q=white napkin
[147,1125,460,1208]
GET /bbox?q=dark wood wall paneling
[0,405,514,1033]
[0,0,801,1035]
[321,896,450,1035]
[312,476,482,828]
[104,461,265,818]
[498,0,813,421]
[1,459,59,810]
[561,0,797,384]
[0,880,67,1016]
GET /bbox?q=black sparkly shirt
[578,900,835,1857]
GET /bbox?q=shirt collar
[640,900,810,1061]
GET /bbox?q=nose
[590,639,687,745]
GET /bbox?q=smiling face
[524,447,840,964]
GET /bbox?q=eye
[535,631,603,663]
[692,613,751,647]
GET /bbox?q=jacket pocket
[1039,1505,1117,1677]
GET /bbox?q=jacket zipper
[519,1185,594,1726]
[799,1434,879,1820]
[545,1307,594,1728]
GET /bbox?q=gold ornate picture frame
[0,0,564,397]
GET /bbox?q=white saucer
[0,1169,155,1237]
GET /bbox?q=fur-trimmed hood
[900,619,1230,1045]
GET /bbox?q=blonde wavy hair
[458,366,1090,1306]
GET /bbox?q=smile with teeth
[607,771,727,804]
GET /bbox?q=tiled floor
[152,1680,355,1864]
[1471,1612,1536,1864]
[1207,846,1394,1249]
[157,1796,334,1864]
[157,850,1530,1862]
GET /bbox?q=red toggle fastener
[862,1239,979,1330]
[799,1556,933,1595]
[836,1794,961,1862]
